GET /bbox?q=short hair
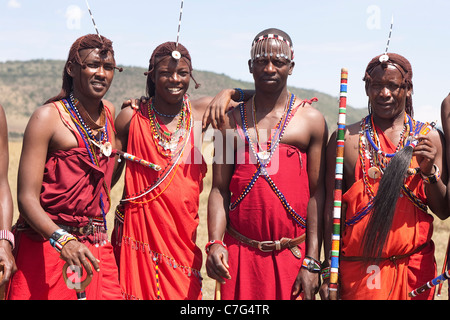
[250,28,294,62]
[363,53,414,117]
[46,34,116,104]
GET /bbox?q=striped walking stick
[329,68,348,300]
[409,270,450,298]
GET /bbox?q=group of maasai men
[0,27,449,301]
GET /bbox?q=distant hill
[0,60,367,139]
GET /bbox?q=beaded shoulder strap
[229,94,310,228]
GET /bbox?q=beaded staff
[116,150,161,171]
[409,270,450,298]
[329,68,348,299]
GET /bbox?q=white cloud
[65,5,83,30]
[7,0,21,8]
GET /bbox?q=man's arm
[292,107,328,299]
[112,106,133,187]
[205,121,235,284]
[0,104,16,285]
[201,89,254,129]
[17,105,99,275]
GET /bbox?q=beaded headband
[251,34,294,62]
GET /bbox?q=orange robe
[113,106,206,300]
[340,120,436,300]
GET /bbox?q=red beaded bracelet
[205,240,227,254]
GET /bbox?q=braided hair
[46,34,117,104]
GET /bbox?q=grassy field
[7,140,450,300]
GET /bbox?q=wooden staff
[215,282,221,300]
[329,68,348,300]
[409,270,450,298]
[0,264,5,300]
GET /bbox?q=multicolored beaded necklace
[148,95,190,157]
[230,93,307,228]
[60,94,111,232]
[345,114,428,227]
[121,95,193,204]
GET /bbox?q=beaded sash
[229,94,309,228]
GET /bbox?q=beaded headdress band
[251,34,294,62]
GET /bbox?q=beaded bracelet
[421,164,441,184]
[301,256,321,273]
[205,240,227,254]
[234,88,245,102]
[49,229,77,253]
[0,230,15,250]
[320,266,331,280]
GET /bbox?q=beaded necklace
[61,96,111,232]
[121,95,193,203]
[362,113,412,180]
[230,93,307,228]
[251,94,288,160]
[346,115,428,227]
[148,95,190,157]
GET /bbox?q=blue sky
[1,0,450,123]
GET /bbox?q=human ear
[66,61,75,77]
[288,61,295,75]
[248,59,253,74]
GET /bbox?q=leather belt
[57,217,105,236]
[340,242,428,264]
[226,225,305,258]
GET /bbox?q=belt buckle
[257,241,275,252]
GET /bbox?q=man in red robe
[323,53,448,300]
[113,42,244,300]
[206,28,327,300]
[7,34,122,300]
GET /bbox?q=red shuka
[340,121,436,300]
[221,102,310,299]
[114,106,206,300]
[7,101,122,300]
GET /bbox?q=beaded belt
[226,225,305,258]
[57,217,106,236]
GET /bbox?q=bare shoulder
[115,105,134,133]
[28,102,61,126]
[102,99,116,118]
[191,96,213,120]
[294,102,327,139]
[297,102,326,123]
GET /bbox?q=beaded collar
[147,95,191,157]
